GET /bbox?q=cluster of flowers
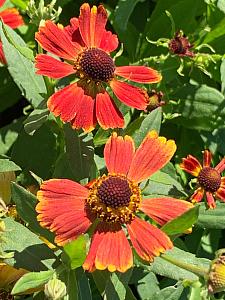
[1,1,225,280]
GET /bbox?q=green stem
[161,253,209,277]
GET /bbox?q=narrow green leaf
[24,107,49,135]
[0,159,21,171]
[63,236,87,270]
[12,270,54,295]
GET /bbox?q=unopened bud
[168,30,195,57]
[44,277,67,300]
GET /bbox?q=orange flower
[180,150,225,209]
[0,0,24,64]
[35,3,162,132]
[36,131,192,273]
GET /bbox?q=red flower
[0,0,24,64]
[35,3,162,132]
[36,131,192,272]
[180,150,225,209]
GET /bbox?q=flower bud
[0,171,16,205]
[147,90,165,112]
[168,30,195,57]
[44,277,67,300]
[208,251,225,293]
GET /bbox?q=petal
[216,187,225,203]
[0,8,24,29]
[83,222,133,273]
[64,17,85,46]
[110,79,148,110]
[96,91,124,129]
[140,197,193,226]
[104,132,135,175]
[190,187,204,203]
[100,30,118,52]
[0,0,6,7]
[203,150,212,167]
[35,20,82,60]
[35,54,75,79]
[36,179,92,246]
[79,3,107,47]
[180,155,202,177]
[115,66,162,84]
[127,131,176,183]
[47,82,96,132]
[220,177,225,188]
[215,157,225,173]
[0,41,6,64]
[206,192,216,209]
[127,217,172,262]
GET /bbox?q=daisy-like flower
[35,3,162,132]
[0,0,24,64]
[180,150,225,209]
[36,131,192,272]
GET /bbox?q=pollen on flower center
[78,48,115,82]
[87,174,141,224]
[198,167,221,193]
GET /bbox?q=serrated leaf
[12,270,54,295]
[63,236,86,270]
[0,159,21,171]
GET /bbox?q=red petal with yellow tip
[35,54,75,79]
[140,197,193,226]
[127,217,172,262]
[115,66,162,83]
[96,91,124,129]
[110,79,148,110]
[216,187,225,203]
[0,8,24,29]
[83,222,133,273]
[127,131,176,183]
[206,192,216,209]
[35,20,82,60]
[104,132,135,175]
[203,150,212,168]
[191,187,204,203]
[180,155,202,177]
[36,179,92,246]
[79,3,107,47]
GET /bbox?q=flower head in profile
[168,30,194,57]
[180,150,225,209]
[208,250,225,294]
[0,0,24,64]
[35,3,162,132]
[36,131,192,273]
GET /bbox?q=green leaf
[12,270,54,295]
[132,107,162,147]
[76,268,92,300]
[151,283,184,300]
[221,58,225,95]
[11,182,54,242]
[0,118,22,155]
[203,17,225,44]
[63,236,87,270]
[11,0,29,10]
[197,202,225,229]
[0,22,46,107]
[59,269,79,300]
[3,217,56,271]
[136,272,160,299]
[162,205,199,235]
[24,107,49,136]
[0,159,21,171]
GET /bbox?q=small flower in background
[147,90,165,112]
[36,131,192,273]
[35,3,162,132]
[168,30,194,57]
[180,150,225,209]
[208,250,225,294]
[0,0,24,64]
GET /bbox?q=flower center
[198,167,221,193]
[87,174,141,224]
[78,48,115,82]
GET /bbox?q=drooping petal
[220,177,225,188]
[100,30,118,52]
[35,20,82,60]
[110,79,148,110]
[203,150,212,168]
[206,192,216,209]
[216,187,225,203]
[36,179,92,246]
[215,158,225,173]
[127,217,172,262]
[140,197,193,226]
[127,131,176,183]
[79,3,107,48]
[104,132,135,175]
[47,82,96,132]
[96,91,124,129]
[0,0,6,8]
[115,66,162,84]
[0,41,6,64]
[83,222,133,273]
[190,187,204,203]
[35,54,75,79]
[0,8,24,29]
[180,155,202,177]
[64,17,85,46]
